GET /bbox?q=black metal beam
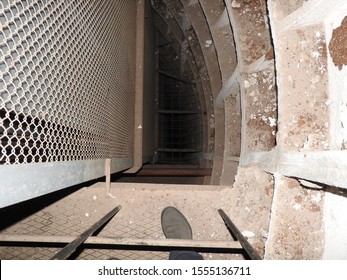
[218,209,263,260]
[158,70,193,84]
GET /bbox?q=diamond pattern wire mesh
[0,0,137,165]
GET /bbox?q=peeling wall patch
[329,16,347,70]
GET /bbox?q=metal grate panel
[0,0,137,165]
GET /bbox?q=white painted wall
[323,192,347,259]
[323,3,347,259]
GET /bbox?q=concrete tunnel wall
[152,0,347,259]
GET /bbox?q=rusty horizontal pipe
[0,234,242,250]
[135,168,212,177]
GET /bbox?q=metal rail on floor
[218,209,263,260]
[0,207,262,260]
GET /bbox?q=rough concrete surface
[226,0,277,154]
[224,166,274,257]
[265,176,325,259]
[275,25,329,151]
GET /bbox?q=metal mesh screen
[0,0,137,165]
[156,33,202,164]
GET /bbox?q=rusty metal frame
[0,234,242,251]
[125,0,146,173]
[134,168,212,177]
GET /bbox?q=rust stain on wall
[329,16,347,70]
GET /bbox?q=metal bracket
[105,158,116,198]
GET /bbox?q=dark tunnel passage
[146,0,245,185]
[155,32,203,165]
